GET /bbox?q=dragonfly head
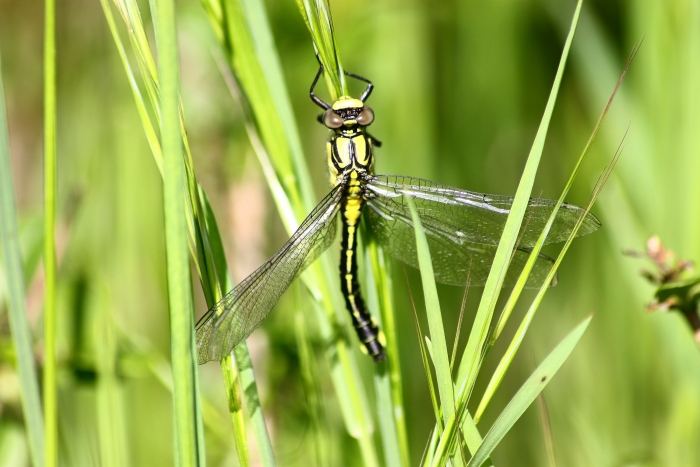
[322,97,375,129]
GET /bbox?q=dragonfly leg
[310,64,331,110]
[344,70,374,102]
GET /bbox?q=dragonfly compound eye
[356,107,375,126]
[323,109,344,129]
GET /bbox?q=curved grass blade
[466,316,592,467]
[405,196,454,424]
[429,1,584,460]
[0,53,46,467]
[407,195,481,466]
[455,0,584,394]
[475,44,639,423]
[405,271,441,431]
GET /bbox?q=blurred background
[1,0,700,465]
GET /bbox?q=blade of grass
[96,295,126,467]
[465,316,593,467]
[372,247,410,465]
[102,0,272,460]
[428,1,584,460]
[0,53,46,467]
[407,195,480,466]
[475,45,639,423]
[490,42,639,347]
[240,0,317,213]
[364,247,401,467]
[99,0,163,173]
[367,240,409,467]
[233,343,276,466]
[42,0,58,463]
[450,275,470,374]
[154,0,204,463]
[295,0,346,99]
[405,196,454,424]
[455,0,583,397]
[202,0,305,216]
[406,270,441,431]
[220,356,249,466]
[536,385,557,467]
[295,311,329,467]
[199,190,256,467]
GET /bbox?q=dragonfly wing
[366,175,600,247]
[196,185,343,364]
[364,175,599,287]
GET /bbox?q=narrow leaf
[0,53,46,467]
[154,0,204,463]
[42,0,59,462]
[405,196,454,423]
[466,316,592,467]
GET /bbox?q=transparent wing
[364,175,601,287]
[196,185,343,364]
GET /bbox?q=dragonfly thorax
[326,116,375,186]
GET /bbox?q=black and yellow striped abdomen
[339,178,385,361]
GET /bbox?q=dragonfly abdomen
[340,184,385,361]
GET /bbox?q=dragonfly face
[323,97,376,186]
[193,62,602,365]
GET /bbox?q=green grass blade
[234,343,276,466]
[295,311,329,467]
[408,278,441,432]
[239,0,317,213]
[424,1,584,460]
[372,362,401,467]
[406,175,491,464]
[99,0,163,173]
[405,196,454,424]
[465,316,592,467]
[366,241,409,467]
[42,0,58,463]
[220,355,249,466]
[154,0,204,463]
[96,298,127,467]
[294,0,345,98]
[474,45,638,423]
[455,0,583,396]
[103,0,270,459]
[364,245,402,467]
[203,0,305,216]
[0,53,46,467]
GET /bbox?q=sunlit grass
[2,0,700,466]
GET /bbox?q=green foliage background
[1,0,699,465]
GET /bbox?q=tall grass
[42,0,58,462]
[0,53,45,467]
[2,0,700,466]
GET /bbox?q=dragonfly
[195,65,601,364]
